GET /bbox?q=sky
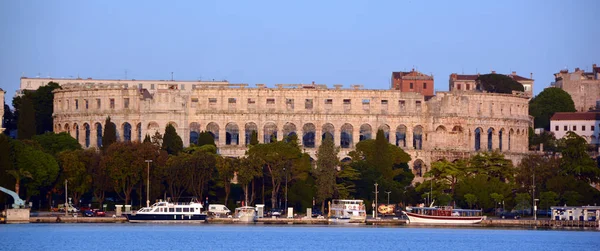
[1,0,598,107]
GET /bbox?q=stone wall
[53,82,532,183]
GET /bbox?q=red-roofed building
[550,112,600,145]
[391,69,434,98]
[449,71,534,96]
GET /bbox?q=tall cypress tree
[249,131,259,146]
[162,124,183,155]
[17,96,36,140]
[143,134,152,143]
[102,117,117,151]
[198,131,216,147]
[314,133,339,213]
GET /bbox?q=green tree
[17,96,36,140]
[82,149,108,207]
[237,156,263,205]
[33,132,81,156]
[529,87,576,130]
[539,191,558,213]
[58,150,92,206]
[162,124,183,155]
[560,132,600,183]
[32,82,60,134]
[490,192,504,214]
[476,74,525,94]
[426,159,467,195]
[143,134,151,143]
[455,174,511,211]
[9,140,59,200]
[102,117,117,150]
[468,151,515,182]
[464,194,477,209]
[249,131,259,146]
[151,131,163,147]
[216,156,237,206]
[336,164,360,199]
[314,134,339,212]
[562,191,583,206]
[3,103,17,135]
[514,193,531,215]
[198,131,216,146]
[163,153,191,202]
[185,146,217,200]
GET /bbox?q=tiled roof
[509,75,533,81]
[550,112,600,121]
[392,70,432,79]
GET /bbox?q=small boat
[125,199,207,223]
[404,206,483,224]
[234,206,257,223]
[329,199,367,223]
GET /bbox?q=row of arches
[56,122,143,148]
[187,122,425,149]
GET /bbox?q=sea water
[0,224,598,251]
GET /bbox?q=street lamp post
[532,167,536,220]
[374,183,379,219]
[64,179,68,217]
[284,167,288,214]
[385,191,391,205]
[145,160,153,208]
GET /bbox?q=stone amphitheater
[18,76,532,183]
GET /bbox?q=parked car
[93,209,106,217]
[267,208,284,217]
[311,208,323,217]
[57,204,79,213]
[499,212,521,219]
[208,204,231,216]
[83,210,94,217]
[79,205,92,212]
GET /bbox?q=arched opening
[413,125,423,150]
[487,128,494,151]
[283,123,297,142]
[225,123,239,145]
[475,128,482,151]
[378,124,390,141]
[57,124,61,132]
[263,122,277,143]
[84,123,90,148]
[341,157,352,164]
[206,122,220,143]
[302,123,316,148]
[96,123,103,148]
[74,123,80,142]
[136,123,142,142]
[64,124,70,135]
[322,123,334,141]
[245,122,258,145]
[147,122,159,136]
[189,122,201,145]
[340,123,353,148]
[499,129,504,151]
[396,125,407,147]
[413,159,424,177]
[359,124,372,141]
[123,122,132,142]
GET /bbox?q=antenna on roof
[171,72,174,81]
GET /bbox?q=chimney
[491,70,496,74]
[575,67,580,72]
[530,73,533,79]
[511,71,516,75]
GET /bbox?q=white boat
[234,206,257,223]
[125,199,207,223]
[329,199,367,223]
[404,206,483,224]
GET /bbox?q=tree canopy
[33,132,81,156]
[102,117,117,150]
[16,96,36,140]
[476,74,525,94]
[529,87,576,130]
[162,124,183,155]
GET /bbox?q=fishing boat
[329,199,367,223]
[234,206,257,223]
[125,199,207,223]
[404,206,483,224]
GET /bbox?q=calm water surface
[1,224,599,251]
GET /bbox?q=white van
[208,204,231,216]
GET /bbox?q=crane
[0,186,26,208]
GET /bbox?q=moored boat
[234,206,257,223]
[125,199,207,223]
[404,206,483,224]
[329,199,367,223]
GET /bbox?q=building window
[266,98,275,104]
[555,126,559,131]
[151,84,155,90]
[381,100,388,105]
[85,100,89,110]
[228,98,236,104]
[423,82,427,89]
[593,125,596,131]
[416,101,422,110]
[181,84,185,90]
[362,99,370,104]
[124,98,130,109]
[286,99,294,109]
[97,99,101,109]
[564,126,567,131]
[466,84,470,90]
[110,99,115,109]
[75,100,79,110]
[457,84,461,90]
[209,98,217,104]
[325,99,333,105]
[573,126,577,131]
[399,100,406,111]
[138,83,143,89]
[305,99,313,109]
[409,83,413,89]
[582,125,586,131]
[248,98,255,104]
[343,99,351,105]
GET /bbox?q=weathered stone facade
[553,64,600,112]
[391,70,434,98]
[449,71,534,97]
[49,77,532,183]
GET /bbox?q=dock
[481,219,599,228]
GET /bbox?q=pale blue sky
[1,0,598,107]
